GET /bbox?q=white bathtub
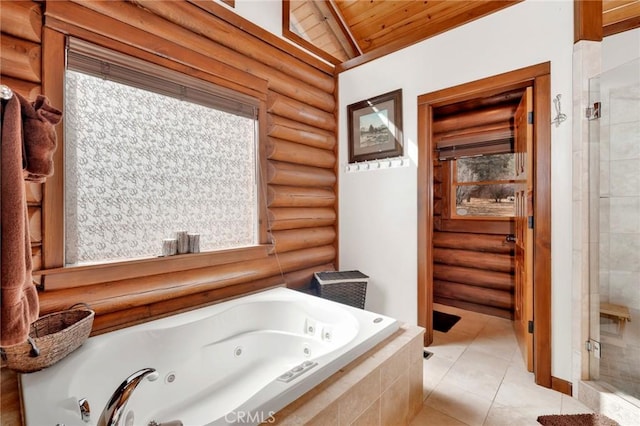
[20,287,399,425]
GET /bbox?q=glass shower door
[588,58,640,402]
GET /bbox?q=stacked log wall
[0,3,44,424]
[0,2,44,286]
[31,0,339,331]
[432,142,515,319]
[1,2,338,423]
[433,231,515,318]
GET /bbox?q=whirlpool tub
[20,286,399,425]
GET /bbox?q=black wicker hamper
[312,270,369,309]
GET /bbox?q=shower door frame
[587,58,640,403]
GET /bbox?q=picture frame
[348,89,403,163]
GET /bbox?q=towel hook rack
[0,84,14,100]
[551,94,567,127]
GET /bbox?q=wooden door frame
[417,62,552,388]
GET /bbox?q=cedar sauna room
[1,1,639,425]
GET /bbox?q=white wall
[338,0,575,381]
[219,0,282,36]
[603,28,640,72]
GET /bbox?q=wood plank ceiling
[287,0,640,68]
[334,0,517,54]
[288,0,521,65]
[603,0,640,36]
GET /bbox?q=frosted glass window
[64,70,257,265]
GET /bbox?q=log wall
[433,231,514,307]
[432,153,515,319]
[432,230,515,319]
[0,3,43,423]
[1,1,338,423]
[34,0,338,322]
[0,1,44,281]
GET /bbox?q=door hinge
[586,102,601,120]
[585,339,601,359]
[527,111,534,124]
[528,216,534,229]
[528,320,534,334]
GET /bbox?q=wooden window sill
[37,244,285,317]
[36,245,271,290]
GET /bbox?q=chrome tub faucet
[97,367,158,426]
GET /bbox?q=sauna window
[450,153,518,218]
[64,39,259,265]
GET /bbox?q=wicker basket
[0,305,94,373]
[312,271,369,309]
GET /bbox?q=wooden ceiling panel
[285,0,521,67]
[604,0,637,12]
[347,2,456,51]
[330,0,522,64]
[603,0,640,35]
[347,1,458,35]
[357,2,487,52]
[336,0,407,27]
[285,0,640,71]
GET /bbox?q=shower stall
[588,57,640,405]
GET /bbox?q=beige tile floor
[411,304,594,426]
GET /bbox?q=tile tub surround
[272,324,425,425]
